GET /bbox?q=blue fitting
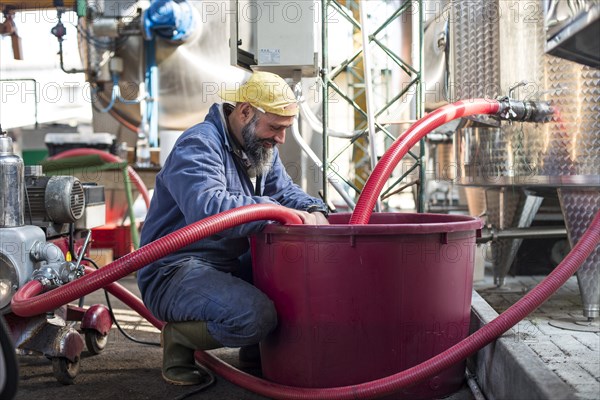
[143,0,195,42]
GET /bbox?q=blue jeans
[142,256,277,348]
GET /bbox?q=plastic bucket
[251,212,482,399]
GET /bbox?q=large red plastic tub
[251,212,482,399]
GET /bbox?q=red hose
[188,99,599,399]
[12,187,600,400]
[195,210,599,399]
[48,148,151,210]
[11,204,302,317]
[350,99,500,224]
[16,270,165,331]
[13,99,598,399]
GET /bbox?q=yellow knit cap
[219,71,298,117]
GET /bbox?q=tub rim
[258,212,483,237]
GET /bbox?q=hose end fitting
[496,97,554,123]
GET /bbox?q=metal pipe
[58,38,86,75]
[321,0,329,205]
[298,100,357,139]
[426,205,470,213]
[74,230,93,273]
[321,0,329,203]
[465,370,486,400]
[143,38,159,147]
[359,1,381,212]
[477,226,567,243]
[291,120,356,209]
[416,0,426,213]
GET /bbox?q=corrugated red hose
[195,209,599,399]
[12,99,600,399]
[11,204,301,316]
[350,99,500,224]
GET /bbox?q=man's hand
[290,209,330,225]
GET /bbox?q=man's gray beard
[241,114,275,175]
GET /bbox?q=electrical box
[231,0,320,79]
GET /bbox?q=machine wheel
[85,329,108,355]
[52,356,80,385]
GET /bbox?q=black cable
[83,257,160,347]
[68,223,75,260]
[172,362,216,400]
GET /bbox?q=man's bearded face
[241,113,276,174]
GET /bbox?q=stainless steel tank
[448,0,599,317]
[0,133,24,227]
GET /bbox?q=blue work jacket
[137,103,325,297]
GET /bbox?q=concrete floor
[11,275,477,400]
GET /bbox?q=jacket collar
[208,103,253,172]
[205,103,233,153]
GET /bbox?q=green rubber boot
[161,321,222,385]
